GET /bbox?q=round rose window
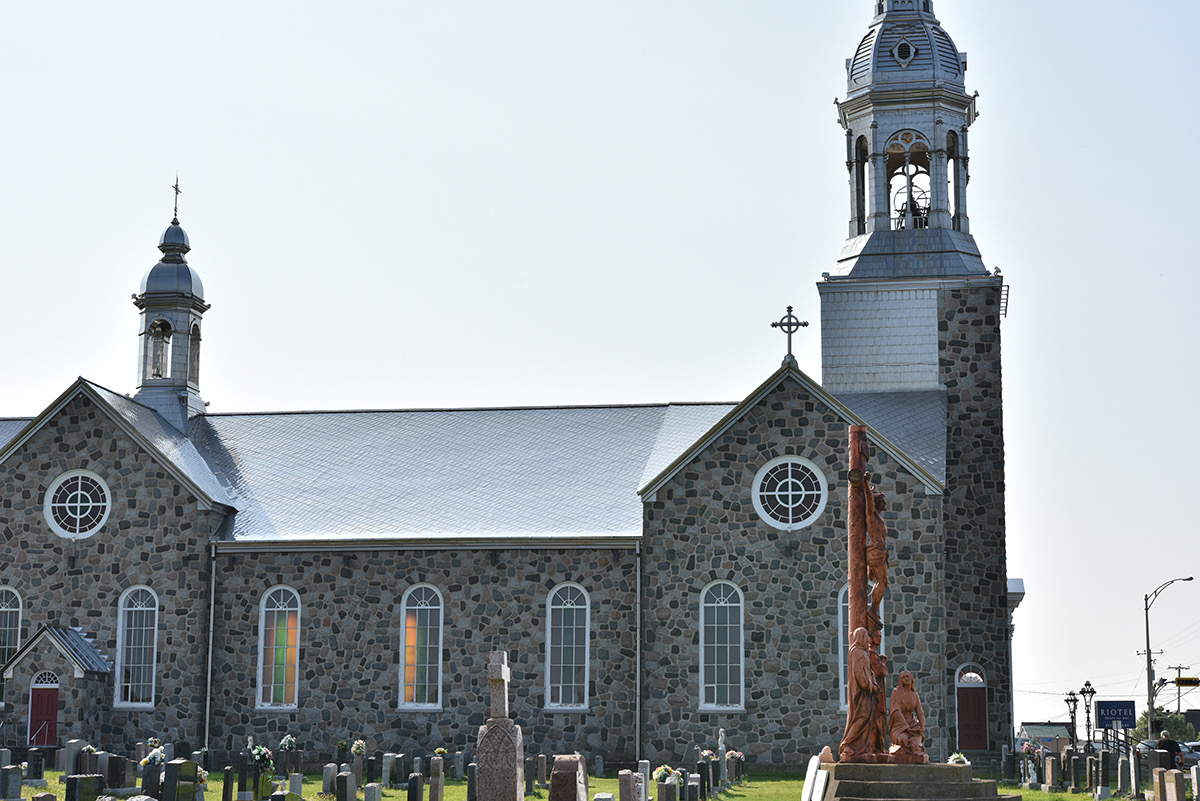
[752,456,828,530]
[44,470,111,539]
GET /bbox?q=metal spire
[771,306,809,369]
[172,174,182,222]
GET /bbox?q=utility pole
[1169,665,1191,713]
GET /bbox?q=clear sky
[2,0,1198,740]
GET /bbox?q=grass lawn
[21,770,803,801]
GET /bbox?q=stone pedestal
[823,762,1021,801]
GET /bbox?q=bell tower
[820,0,1000,395]
[132,216,210,432]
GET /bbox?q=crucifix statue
[771,306,809,369]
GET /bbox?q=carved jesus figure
[888,671,927,761]
[864,474,889,622]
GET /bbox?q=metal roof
[0,419,32,451]
[838,390,947,484]
[192,403,734,542]
[1,626,111,680]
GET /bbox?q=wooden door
[28,687,58,746]
[957,686,988,750]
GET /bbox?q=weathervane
[172,174,182,221]
[771,305,809,369]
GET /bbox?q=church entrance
[28,671,59,747]
[956,664,988,751]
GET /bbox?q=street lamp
[1080,681,1097,753]
[1065,691,1079,750]
[1145,576,1194,736]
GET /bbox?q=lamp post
[1080,681,1097,753]
[1145,576,1194,736]
[1065,691,1079,750]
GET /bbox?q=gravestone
[0,750,9,770]
[1118,758,1131,797]
[64,741,88,775]
[64,775,104,801]
[238,751,252,801]
[108,756,128,791]
[455,753,465,781]
[1087,756,1098,790]
[688,778,701,801]
[1148,751,1173,773]
[618,771,636,801]
[638,762,650,801]
[525,758,535,795]
[810,770,830,801]
[222,767,235,801]
[322,765,336,795]
[1153,768,1168,801]
[1191,766,1200,801]
[718,729,726,787]
[594,756,604,780]
[1002,753,1016,783]
[430,756,444,801]
[801,756,821,801]
[1,767,22,801]
[288,775,303,796]
[476,651,524,801]
[32,794,55,801]
[1100,750,1112,788]
[143,764,163,800]
[353,756,363,790]
[1044,755,1060,791]
[632,774,645,801]
[596,796,614,801]
[549,755,586,801]
[339,763,351,778]
[659,777,678,801]
[697,761,709,800]
[335,772,353,801]
[467,763,477,801]
[382,755,396,788]
[1071,756,1084,791]
[97,753,112,785]
[406,774,423,801]
[163,759,201,801]
[1166,770,1187,801]
[364,783,381,801]
[366,757,378,786]
[538,755,549,789]
[27,748,45,781]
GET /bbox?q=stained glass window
[260,587,300,707]
[401,586,442,708]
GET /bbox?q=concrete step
[831,779,998,799]
[828,764,976,783]
[835,796,1021,801]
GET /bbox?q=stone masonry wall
[939,283,1010,755]
[207,546,639,767]
[0,391,221,754]
[640,375,947,769]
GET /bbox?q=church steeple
[132,213,210,432]
[819,2,1002,395]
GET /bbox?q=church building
[0,1,1020,770]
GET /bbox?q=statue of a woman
[839,627,879,762]
[888,671,928,763]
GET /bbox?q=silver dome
[159,219,191,250]
[138,218,204,299]
[847,10,964,95]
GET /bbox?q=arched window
[956,663,989,750]
[855,136,870,235]
[400,585,443,709]
[546,583,589,709]
[0,588,21,706]
[258,586,300,708]
[838,585,886,708]
[188,325,201,386]
[116,586,158,707]
[699,581,744,711]
[146,320,172,380]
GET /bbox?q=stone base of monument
[824,763,1021,801]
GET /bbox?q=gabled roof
[1019,723,1072,740]
[1,625,112,680]
[0,419,32,451]
[0,379,234,511]
[192,402,734,544]
[638,364,946,500]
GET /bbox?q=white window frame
[699,580,745,713]
[398,584,444,711]
[0,587,22,706]
[114,585,158,710]
[751,455,828,531]
[257,585,301,710]
[544,582,590,711]
[43,469,112,540]
[838,585,886,709]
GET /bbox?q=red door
[29,687,58,746]
[957,686,988,750]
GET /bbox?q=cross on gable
[771,305,809,369]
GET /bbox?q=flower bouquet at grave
[948,753,971,766]
[434,748,447,757]
[147,738,162,749]
[350,740,366,757]
[19,763,27,778]
[700,750,715,761]
[251,745,275,774]
[141,748,167,767]
[81,745,98,754]
[652,765,683,783]
[278,736,297,752]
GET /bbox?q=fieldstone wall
[938,282,1011,756]
[207,546,639,767]
[0,390,221,753]
[639,374,947,769]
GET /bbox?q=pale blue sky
[2,0,1198,738]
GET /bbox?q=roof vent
[893,39,919,69]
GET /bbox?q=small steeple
[132,190,210,432]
